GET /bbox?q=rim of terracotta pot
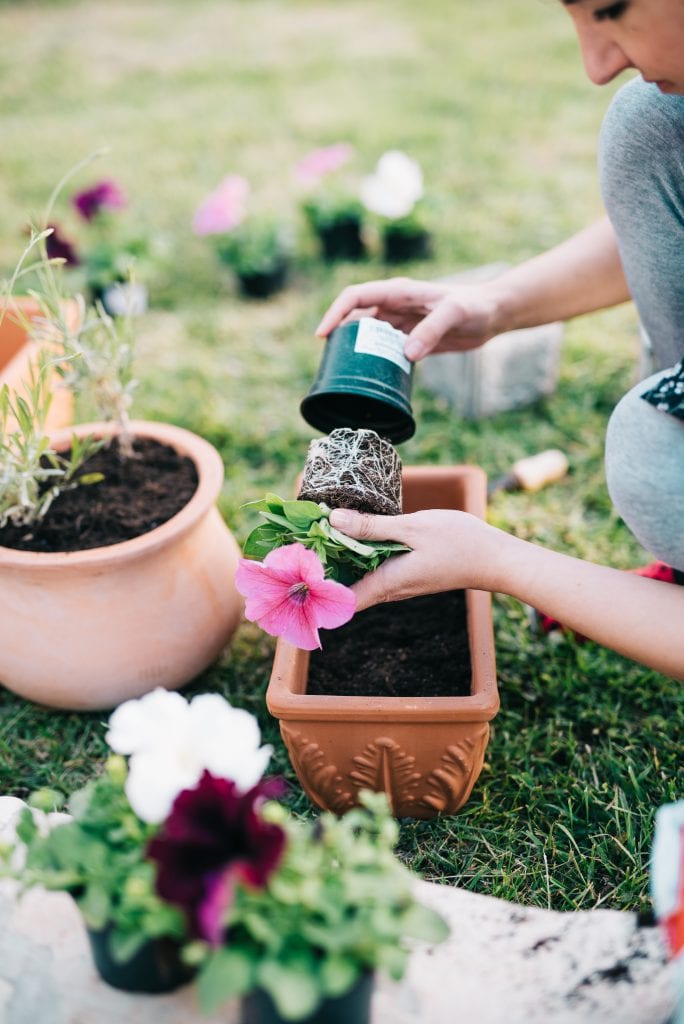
[0,419,224,571]
[267,464,499,724]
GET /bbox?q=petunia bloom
[147,771,287,945]
[106,688,273,824]
[45,223,80,266]
[235,543,356,650]
[72,179,127,221]
[360,150,424,220]
[192,175,250,236]
[294,143,354,184]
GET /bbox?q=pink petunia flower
[192,175,250,236]
[72,179,127,221]
[294,143,354,185]
[235,543,356,650]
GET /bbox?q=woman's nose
[576,28,633,84]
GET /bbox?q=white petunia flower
[106,688,273,824]
[360,150,424,220]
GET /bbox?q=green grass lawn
[0,0,681,914]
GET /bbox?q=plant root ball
[298,428,402,515]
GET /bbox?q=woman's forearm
[490,216,632,333]
[488,532,684,680]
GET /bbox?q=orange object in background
[0,296,75,432]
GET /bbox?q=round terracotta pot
[0,420,243,710]
[0,296,74,432]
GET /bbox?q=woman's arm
[316,216,631,362]
[328,508,684,681]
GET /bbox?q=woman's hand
[315,277,506,362]
[328,508,504,610]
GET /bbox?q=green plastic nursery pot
[86,925,196,993]
[241,972,374,1024]
[301,319,415,443]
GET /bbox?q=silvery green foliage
[0,350,103,529]
[55,293,138,449]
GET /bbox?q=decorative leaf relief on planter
[280,726,354,815]
[421,725,490,813]
[350,738,422,816]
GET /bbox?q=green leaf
[108,927,146,964]
[79,882,111,929]
[243,523,288,558]
[258,957,321,1021]
[319,955,359,997]
[241,493,286,515]
[198,947,256,1014]
[281,499,324,528]
[327,524,378,557]
[259,510,302,531]
[400,902,451,943]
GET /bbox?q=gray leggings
[598,78,684,567]
[605,371,684,572]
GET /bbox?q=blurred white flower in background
[360,150,424,220]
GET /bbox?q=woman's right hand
[315,276,508,362]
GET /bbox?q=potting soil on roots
[0,438,198,553]
[298,428,402,515]
[308,590,471,698]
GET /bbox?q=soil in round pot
[297,428,402,515]
[317,217,367,262]
[241,972,374,1024]
[0,437,197,552]
[86,924,196,994]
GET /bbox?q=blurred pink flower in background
[294,143,354,185]
[235,542,356,650]
[192,175,250,236]
[72,179,127,221]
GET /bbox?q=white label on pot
[354,318,411,374]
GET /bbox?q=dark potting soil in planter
[308,590,471,698]
[0,438,198,553]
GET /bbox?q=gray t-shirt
[599,76,684,371]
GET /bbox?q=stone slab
[0,797,676,1023]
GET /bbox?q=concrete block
[417,265,564,419]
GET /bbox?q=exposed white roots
[298,428,402,515]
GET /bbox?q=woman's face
[562,0,684,94]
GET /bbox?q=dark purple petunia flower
[45,223,80,266]
[147,771,287,946]
[72,179,127,221]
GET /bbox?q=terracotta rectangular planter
[266,465,499,819]
[0,297,73,431]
